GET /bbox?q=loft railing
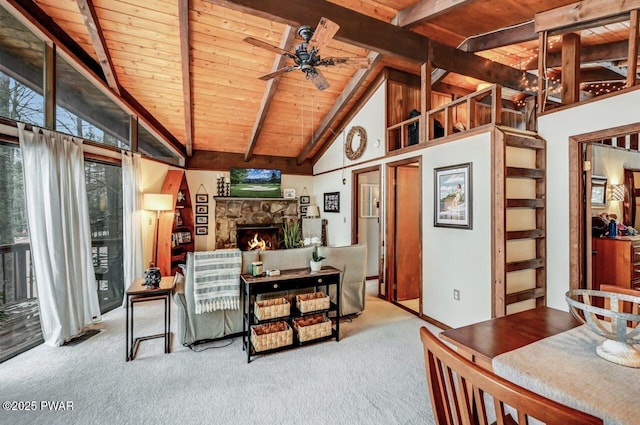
[386,85,534,152]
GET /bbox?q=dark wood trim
[491,128,506,317]
[129,115,138,153]
[461,21,536,52]
[187,150,313,175]
[178,0,193,157]
[526,39,633,71]
[245,25,296,162]
[44,43,55,129]
[569,122,640,292]
[539,83,640,117]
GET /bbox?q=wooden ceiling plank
[627,9,639,87]
[460,21,537,52]
[244,25,296,161]
[535,0,640,33]
[394,0,473,28]
[296,51,381,164]
[75,0,121,94]
[179,0,193,156]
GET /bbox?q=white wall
[422,133,493,328]
[540,88,640,311]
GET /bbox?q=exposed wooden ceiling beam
[207,0,536,91]
[244,25,296,162]
[179,0,193,157]
[460,21,537,52]
[579,65,626,82]
[535,0,640,33]
[393,0,472,28]
[75,0,120,94]
[526,40,631,70]
[297,52,381,164]
[188,150,313,175]
[627,9,639,87]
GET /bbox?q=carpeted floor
[0,282,439,425]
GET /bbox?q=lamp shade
[611,184,625,202]
[143,193,173,211]
[306,205,320,218]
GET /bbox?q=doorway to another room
[386,158,422,315]
[352,167,381,292]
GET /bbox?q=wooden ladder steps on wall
[493,127,547,317]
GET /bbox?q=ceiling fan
[243,17,372,91]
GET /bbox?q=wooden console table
[241,266,341,363]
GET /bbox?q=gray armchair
[318,244,367,316]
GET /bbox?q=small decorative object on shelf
[225,182,231,197]
[217,176,225,196]
[144,264,161,288]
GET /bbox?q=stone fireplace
[214,198,298,249]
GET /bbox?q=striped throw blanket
[193,249,242,314]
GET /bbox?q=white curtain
[18,123,101,347]
[121,151,144,306]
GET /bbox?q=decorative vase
[310,260,322,272]
[144,267,161,288]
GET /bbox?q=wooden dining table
[439,306,580,371]
[439,305,640,425]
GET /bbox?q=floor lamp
[143,193,174,269]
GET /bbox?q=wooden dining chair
[600,284,640,327]
[419,327,603,425]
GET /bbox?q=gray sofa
[173,245,367,346]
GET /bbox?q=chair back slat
[420,327,603,425]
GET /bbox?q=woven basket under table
[254,297,290,321]
[250,321,293,352]
[293,314,332,342]
[296,292,330,314]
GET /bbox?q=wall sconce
[143,193,174,268]
[611,184,625,202]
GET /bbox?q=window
[0,142,40,362]
[138,123,182,166]
[85,160,124,313]
[56,55,130,149]
[0,5,45,126]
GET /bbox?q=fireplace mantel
[213,197,298,249]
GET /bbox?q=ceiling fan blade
[258,66,299,81]
[243,37,296,59]
[308,68,330,91]
[321,57,372,68]
[309,17,339,53]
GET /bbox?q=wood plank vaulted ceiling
[10,0,637,170]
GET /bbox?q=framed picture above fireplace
[229,168,281,198]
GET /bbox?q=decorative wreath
[345,126,367,160]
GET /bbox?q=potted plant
[282,219,302,249]
[310,247,325,272]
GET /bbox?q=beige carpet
[0,281,439,425]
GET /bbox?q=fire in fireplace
[236,224,282,251]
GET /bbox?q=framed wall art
[195,205,208,215]
[195,194,208,204]
[324,192,340,213]
[300,195,310,205]
[196,226,208,236]
[283,188,296,199]
[591,175,607,207]
[196,216,209,225]
[434,163,472,229]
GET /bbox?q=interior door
[394,165,421,301]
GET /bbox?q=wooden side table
[125,276,175,361]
